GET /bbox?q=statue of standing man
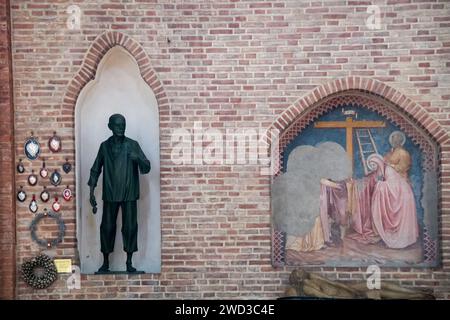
[88,114,151,273]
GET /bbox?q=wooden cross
[314,117,385,171]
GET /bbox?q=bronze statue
[285,269,435,300]
[88,114,151,273]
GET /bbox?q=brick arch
[264,76,450,178]
[62,30,169,114]
[65,31,167,272]
[266,77,450,148]
[277,93,438,175]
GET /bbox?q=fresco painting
[272,106,439,267]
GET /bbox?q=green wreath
[21,254,58,289]
[30,210,65,248]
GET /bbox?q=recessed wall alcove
[75,46,161,274]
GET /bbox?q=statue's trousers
[100,201,138,253]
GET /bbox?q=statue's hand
[89,193,97,214]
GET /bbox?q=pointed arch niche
[269,77,450,268]
[72,32,164,274]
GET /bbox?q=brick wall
[0,0,15,300]
[8,0,450,299]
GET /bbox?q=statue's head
[289,269,308,285]
[108,114,126,137]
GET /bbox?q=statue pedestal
[95,270,145,275]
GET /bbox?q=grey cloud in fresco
[272,142,352,237]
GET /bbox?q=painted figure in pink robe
[321,131,419,249]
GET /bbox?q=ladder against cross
[314,117,385,173]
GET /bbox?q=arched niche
[75,46,161,273]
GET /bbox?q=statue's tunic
[88,136,151,201]
[88,136,151,254]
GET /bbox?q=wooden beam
[314,117,386,173]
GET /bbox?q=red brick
[5,0,450,300]
[0,0,14,300]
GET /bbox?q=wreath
[21,254,58,289]
[30,210,65,248]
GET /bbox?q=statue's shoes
[98,264,110,273]
[126,264,137,273]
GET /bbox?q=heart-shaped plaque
[50,170,62,186]
[40,159,48,178]
[29,195,38,213]
[40,186,50,203]
[48,132,62,153]
[62,159,72,174]
[17,186,27,202]
[62,186,72,201]
[28,170,38,186]
[24,133,41,160]
[17,159,25,174]
[52,196,61,212]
